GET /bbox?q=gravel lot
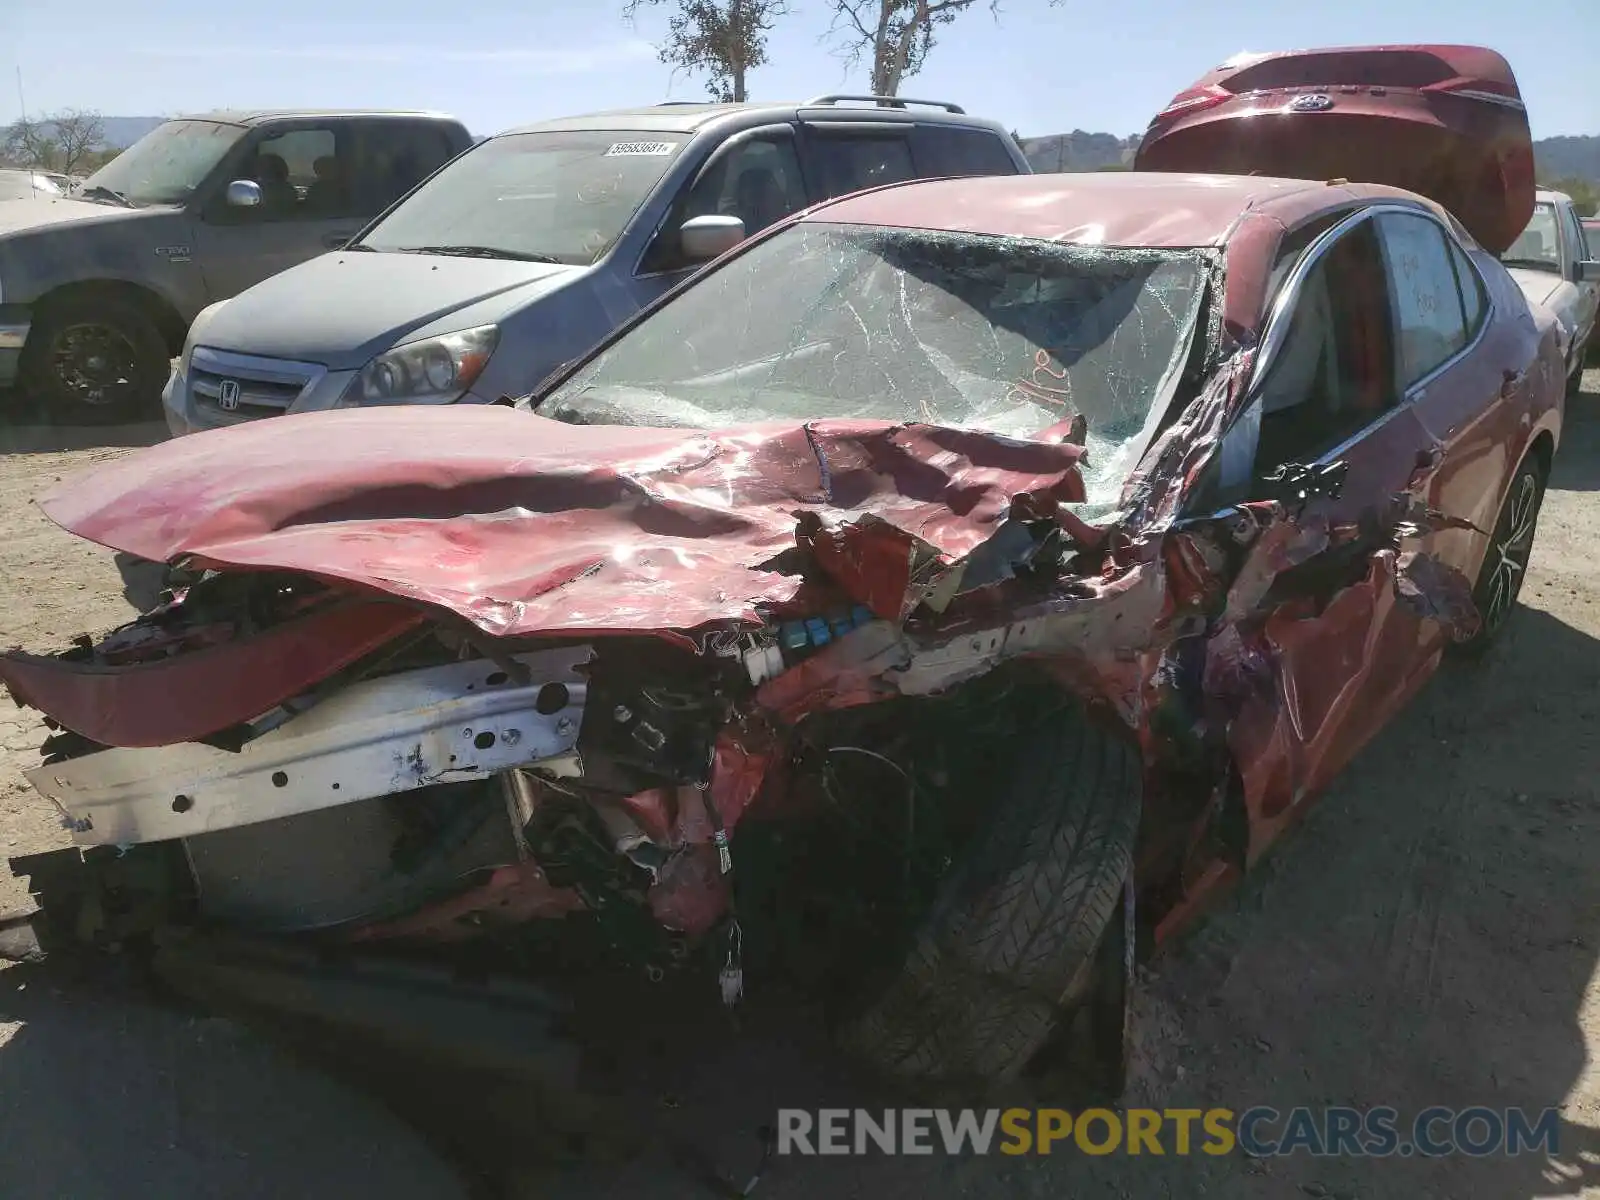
[2,375,1600,1198]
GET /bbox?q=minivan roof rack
[803,94,967,114]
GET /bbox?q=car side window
[1374,211,1470,390]
[237,127,341,222]
[358,123,460,216]
[640,134,807,274]
[810,133,915,199]
[913,127,1019,177]
[1446,239,1487,340]
[1251,220,1399,475]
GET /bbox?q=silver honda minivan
[162,96,1029,435]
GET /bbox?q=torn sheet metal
[0,601,424,748]
[1393,551,1482,641]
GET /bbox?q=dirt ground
[2,375,1600,1198]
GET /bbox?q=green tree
[623,0,790,102]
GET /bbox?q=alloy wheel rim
[51,323,140,408]
[1481,472,1538,634]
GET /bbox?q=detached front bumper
[28,646,591,848]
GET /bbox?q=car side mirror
[680,214,746,264]
[225,179,262,208]
[1579,260,1600,284]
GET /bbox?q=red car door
[1215,209,1471,859]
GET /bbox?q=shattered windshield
[358,130,689,266]
[541,222,1208,509]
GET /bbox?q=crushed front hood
[38,407,1089,638]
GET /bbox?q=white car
[1502,188,1600,393]
[0,169,63,201]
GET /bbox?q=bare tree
[3,109,107,175]
[831,0,1062,97]
[623,0,791,103]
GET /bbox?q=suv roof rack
[803,94,967,114]
[655,100,708,106]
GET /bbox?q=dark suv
[160,96,1030,435]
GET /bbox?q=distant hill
[99,116,164,148]
[1019,129,1600,186]
[1534,136,1600,186]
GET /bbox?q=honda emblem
[217,379,241,411]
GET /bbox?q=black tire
[835,691,1142,1088]
[20,294,170,424]
[1455,454,1546,656]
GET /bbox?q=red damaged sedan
[1,45,1567,1091]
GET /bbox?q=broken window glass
[542,223,1209,510]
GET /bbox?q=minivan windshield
[542,222,1208,512]
[83,119,245,206]
[358,130,690,266]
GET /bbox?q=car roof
[1534,188,1572,204]
[501,98,998,137]
[797,171,1426,249]
[177,109,460,126]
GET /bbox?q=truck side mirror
[1580,260,1600,284]
[225,179,262,208]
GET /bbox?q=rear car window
[1375,212,1470,388]
[811,134,915,198]
[913,126,1020,177]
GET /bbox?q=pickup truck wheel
[834,687,1142,1089]
[22,296,169,424]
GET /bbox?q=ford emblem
[1289,93,1334,112]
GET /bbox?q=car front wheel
[835,686,1142,1089]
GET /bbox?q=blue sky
[4,0,1594,139]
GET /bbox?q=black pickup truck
[0,109,474,422]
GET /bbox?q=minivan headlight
[344,325,498,405]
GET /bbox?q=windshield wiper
[1500,256,1560,272]
[397,244,562,264]
[79,185,135,208]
